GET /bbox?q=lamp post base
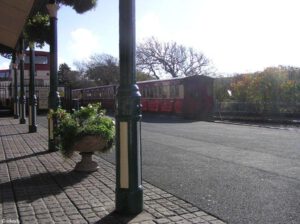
[19,118,26,124]
[116,187,143,215]
[29,125,37,133]
[48,139,58,152]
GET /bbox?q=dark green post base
[14,99,19,119]
[19,96,26,124]
[48,139,58,152]
[116,187,143,215]
[29,125,37,133]
[20,118,26,124]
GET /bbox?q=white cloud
[68,28,101,62]
[0,60,10,69]
[172,0,300,74]
[137,13,171,42]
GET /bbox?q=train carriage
[72,85,116,111]
[182,75,214,119]
[71,75,214,120]
[138,78,184,114]
[138,75,214,119]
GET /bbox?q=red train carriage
[138,75,214,119]
[182,75,214,119]
[72,85,116,110]
[138,78,184,114]
[71,75,214,120]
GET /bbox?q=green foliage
[213,77,233,102]
[136,70,155,81]
[23,0,98,49]
[58,63,71,83]
[215,66,300,113]
[77,54,120,85]
[49,103,115,157]
[58,0,97,14]
[24,12,50,47]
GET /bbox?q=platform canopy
[0,0,36,52]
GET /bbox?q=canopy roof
[0,0,35,52]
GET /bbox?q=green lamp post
[28,46,37,133]
[12,52,19,119]
[115,0,143,215]
[47,0,60,151]
[18,39,26,124]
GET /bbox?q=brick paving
[0,117,226,224]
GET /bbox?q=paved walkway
[0,117,226,224]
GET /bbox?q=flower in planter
[49,103,115,157]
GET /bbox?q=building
[0,51,51,110]
[10,50,50,86]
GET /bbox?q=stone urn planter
[72,135,108,172]
[49,103,115,172]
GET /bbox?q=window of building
[25,55,48,65]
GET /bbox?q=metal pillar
[12,53,19,119]
[29,46,37,133]
[19,39,26,124]
[115,0,143,215]
[47,1,60,151]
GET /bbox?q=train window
[145,87,149,98]
[170,85,175,98]
[158,86,163,98]
[162,86,169,98]
[149,87,154,98]
[179,85,184,98]
[140,88,145,97]
[155,86,159,98]
[175,85,179,97]
[153,86,157,98]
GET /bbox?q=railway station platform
[0,117,225,224]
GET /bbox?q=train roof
[72,84,116,91]
[72,75,214,91]
[137,75,213,84]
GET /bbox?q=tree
[57,63,95,88]
[136,37,212,79]
[58,63,71,83]
[214,76,234,102]
[136,70,155,82]
[79,54,120,85]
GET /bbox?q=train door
[183,76,200,119]
[183,75,214,120]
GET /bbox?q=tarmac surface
[100,115,300,224]
[0,117,225,224]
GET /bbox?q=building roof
[0,0,46,53]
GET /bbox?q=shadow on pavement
[96,211,139,224]
[0,150,50,165]
[1,171,89,203]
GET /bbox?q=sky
[1,0,300,75]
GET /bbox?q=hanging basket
[72,0,97,14]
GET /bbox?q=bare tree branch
[136,37,213,78]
